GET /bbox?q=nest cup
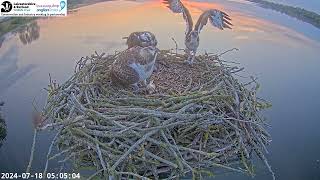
[40,49,273,179]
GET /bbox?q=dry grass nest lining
[40,49,274,180]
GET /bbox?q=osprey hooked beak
[122,37,128,40]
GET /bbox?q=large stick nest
[40,49,273,179]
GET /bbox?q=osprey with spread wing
[163,0,232,64]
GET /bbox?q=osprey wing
[111,50,140,85]
[195,9,232,33]
[163,0,184,13]
[163,0,193,35]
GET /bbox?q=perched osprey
[111,46,158,91]
[163,0,232,64]
[124,31,158,49]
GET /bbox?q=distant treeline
[246,0,320,29]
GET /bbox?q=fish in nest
[163,0,232,64]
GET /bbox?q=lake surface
[0,1,320,179]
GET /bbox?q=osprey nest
[40,49,273,179]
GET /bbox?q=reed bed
[38,48,274,179]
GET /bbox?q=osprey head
[141,32,158,47]
[125,31,158,48]
[189,30,199,40]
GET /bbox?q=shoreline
[245,0,320,29]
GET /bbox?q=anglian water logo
[1,1,13,12]
[60,0,65,11]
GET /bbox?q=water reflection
[0,103,6,148]
[17,22,40,45]
[0,36,4,49]
[75,34,124,48]
[0,44,36,93]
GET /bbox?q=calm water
[0,1,320,179]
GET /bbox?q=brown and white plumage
[111,46,158,90]
[124,31,158,49]
[163,0,232,64]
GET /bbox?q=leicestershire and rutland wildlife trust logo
[0,0,67,17]
[1,1,13,12]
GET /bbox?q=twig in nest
[171,37,179,54]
